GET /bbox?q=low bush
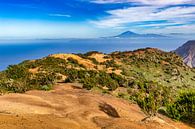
[100,60,119,68]
[65,69,125,91]
[29,72,58,88]
[129,80,171,117]
[40,85,53,91]
[0,79,27,93]
[166,90,195,123]
[6,65,31,80]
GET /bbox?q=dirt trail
[0,83,193,129]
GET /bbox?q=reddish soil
[0,83,194,129]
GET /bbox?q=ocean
[0,38,188,71]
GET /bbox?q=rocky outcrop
[175,40,195,68]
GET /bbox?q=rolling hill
[1,48,194,93]
[0,48,194,128]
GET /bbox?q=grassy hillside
[0,48,195,123]
[111,48,195,90]
[1,48,195,94]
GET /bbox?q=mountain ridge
[175,40,195,68]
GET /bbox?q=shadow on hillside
[99,102,120,118]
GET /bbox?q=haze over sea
[0,38,189,71]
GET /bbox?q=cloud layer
[89,0,195,33]
[91,0,195,5]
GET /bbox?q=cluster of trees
[65,69,127,91]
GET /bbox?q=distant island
[104,31,167,38]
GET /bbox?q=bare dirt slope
[0,83,193,129]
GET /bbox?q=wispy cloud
[90,5,195,32]
[49,13,71,18]
[90,0,195,5]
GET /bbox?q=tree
[129,80,170,117]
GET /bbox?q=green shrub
[89,58,99,65]
[64,69,123,91]
[29,72,58,89]
[100,60,119,68]
[129,81,171,117]
[0,79,27,93]
[6,65,31,79]
[67,57,79,64]
[21,57,67,70]
[83,79,96,90]
[67,57,86,68]
[84,51,101,56]
[97,72,119,91]
[40,85,52,91]
[166,90,195,123]
[110,73,128,87]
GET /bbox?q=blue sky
[0,0,195,38]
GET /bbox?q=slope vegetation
[0,83,193,129]
[0,48,195,127]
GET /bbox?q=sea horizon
[0,37,189,71]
